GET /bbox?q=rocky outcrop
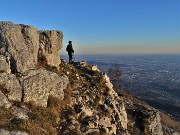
[39,30,63,69]
[0,21,69,135]
[58,61,129,135]
[0,21,67,108]
[20,69,68,107]
[0,21,63,73]
[0,22,39,73]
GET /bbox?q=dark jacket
[66,44,74,53]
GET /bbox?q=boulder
[39,30,63,69]
[0,73,22,102]
[20,69,68,107]
[0,21,39,73]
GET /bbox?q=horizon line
[60,53,180,55]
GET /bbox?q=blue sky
[1,0,180,54]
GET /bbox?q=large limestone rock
[0,73,22,102]
[0,22,63,73]
[0,21,39,73]
[39,30,63,69]
[20,69,68,107]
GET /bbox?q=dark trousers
[68,53,73,63]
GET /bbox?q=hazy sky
[1,0,180,54]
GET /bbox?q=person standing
[66,41,74,63]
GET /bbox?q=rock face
[0,21,63,73]
[0,21,68,135]
[20,69,69,107]
[0,21,67,108]
[39,30,63,69]
[0,22,39,73]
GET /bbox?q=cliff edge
[0,22,179,135]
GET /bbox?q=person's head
[68,41,72,44]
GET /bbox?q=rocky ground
[58,60,128,134]
[57,60,180,135]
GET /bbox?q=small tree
[107,64,122,89]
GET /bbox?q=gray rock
[0,73,22,102]
[0,22,63,73]
[0,91,11,108]
[11,106,29,120]
[0,22,39,73]
[39,30,63,69]
[145,110,163,135]
[0,55,11,74]
[0,129,28,135]
[20,69,68,107]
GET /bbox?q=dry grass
[0,60,75,134]
[0,96,65,135]
[160,112,180,132]
[58,85,73,115]
[1,102,58,134]
[0,107,13,126]
[36,62,59,74]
